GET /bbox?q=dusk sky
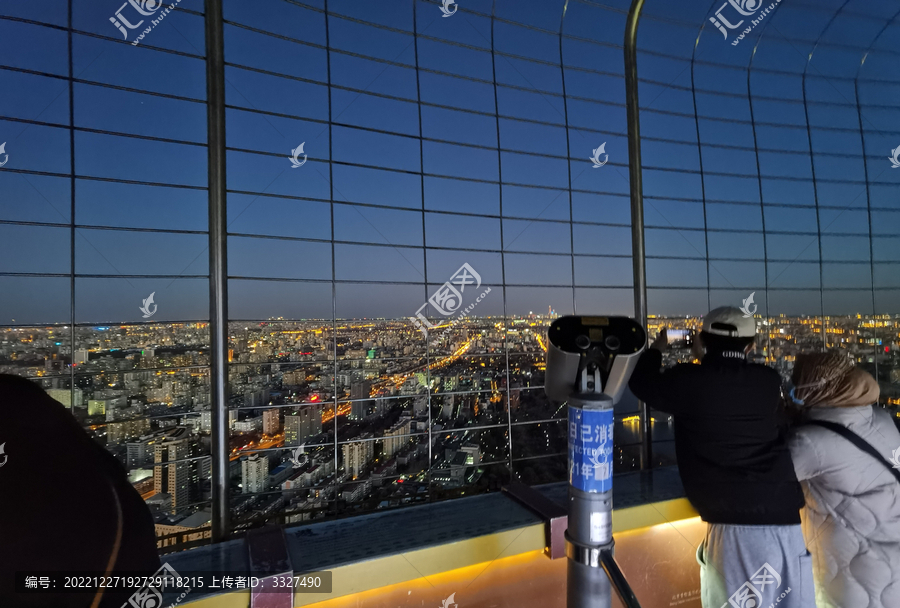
[1,0,899,325]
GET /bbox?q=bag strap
[805,419,900,484]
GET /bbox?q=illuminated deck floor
[303,516,706,608]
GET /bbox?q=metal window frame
[624,0,649,469]
[0,0,891,548]
[206,0,230,542]
[200,0,659,536]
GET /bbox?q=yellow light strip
[182,498,698,607]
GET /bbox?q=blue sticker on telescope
[568,406,614,493]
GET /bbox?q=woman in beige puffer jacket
[788,352,900,608]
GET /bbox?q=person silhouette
[0,374,160,607]
[629,308,814,608]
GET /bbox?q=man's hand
[690,335,705,362]
[650,328,668,352]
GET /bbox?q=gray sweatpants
[696,523,815,608]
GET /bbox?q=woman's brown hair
[789,351,879,413]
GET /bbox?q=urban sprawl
[2,313,898,551]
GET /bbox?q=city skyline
[3,310,899,549]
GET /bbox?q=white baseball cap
[701,306,756,338]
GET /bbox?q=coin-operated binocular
[545,316,646,608]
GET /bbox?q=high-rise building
[200,409,236,432]
[282,370,306,386]
[193,456,211,482]
[88,399,107,416]
[127,440,153,469]
[262,408,280,435]
[46,388,84,409]
[302,403,322,438]
[350,380,372,420]
[241,454,269,494]
[350,399,369,420]
[350,380,371,399]
[341,433,374,480]
[154,427,192,514]
[284,403,322,446]
[74,349,89,365]
[384,418,412,458]
[107,418,151,445]
[442,394,455,418]
[243,388,270,408]
[284,413,301,447]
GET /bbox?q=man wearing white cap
[629,307,815,608]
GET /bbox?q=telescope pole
[566,392,615,608]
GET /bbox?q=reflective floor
[305,517,705,608]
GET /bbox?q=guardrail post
[624,0,651,471]
[206,0,230,543]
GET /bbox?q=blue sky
[0,0,898,324]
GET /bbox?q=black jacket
[629,350,805,525]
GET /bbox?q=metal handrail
[601,549,642,608]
